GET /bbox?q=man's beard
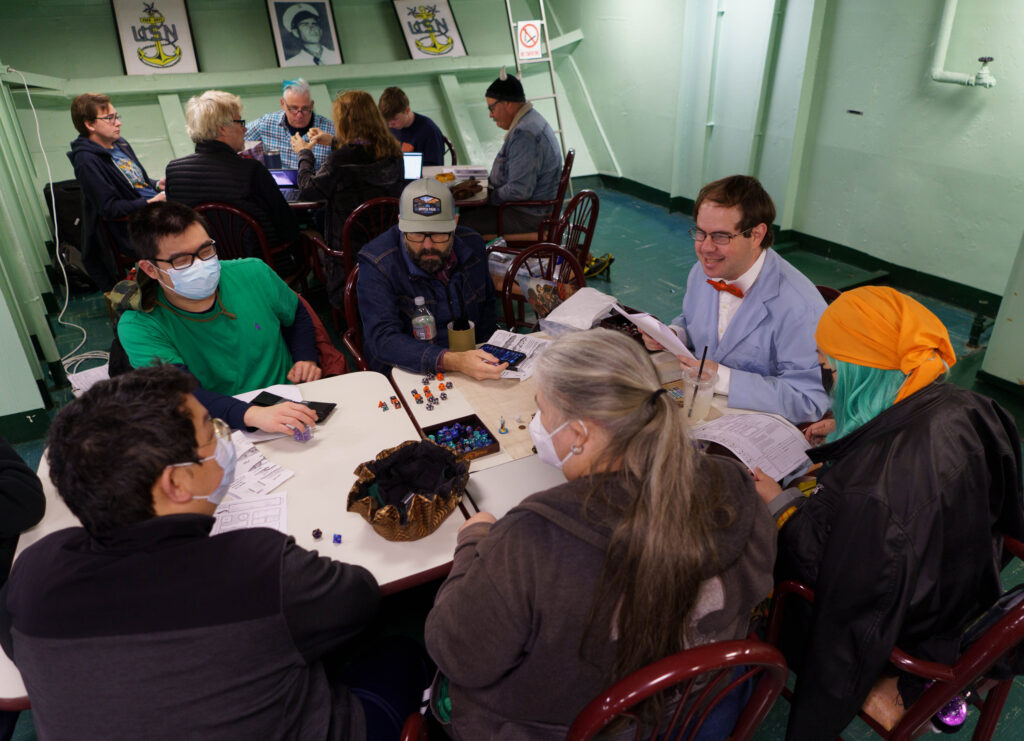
[404,243,451,274]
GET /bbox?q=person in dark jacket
[0,438,44,589]
[165,90,299,274]
[292,89,403,308]
[68,92,166,290]
[357,179,502,380]
[0,366,427,741]
[754,286,1024,741]
[425,329,776,740]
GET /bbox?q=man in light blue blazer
[648,176,829,424]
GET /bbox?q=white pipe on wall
[931,0,996,88]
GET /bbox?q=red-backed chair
[193,202,307,294]
[816,285,842,304]
[98,216,137,282]
[500,243,586,332]
[567,640,788,741]
[304,196,399,330]
[340,264,369,371]
[550,189,600,268]
[766,535,1024,741]
[399,712,428,741]
[442,136,458,166]
[496,149,575,248]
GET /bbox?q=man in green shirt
[118,202,320,434]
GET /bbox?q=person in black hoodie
[68,92,166,290]
[292,89,403,308]
[165,90,298,272]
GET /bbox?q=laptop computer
[270,169,302,202]
[403,152,423,181]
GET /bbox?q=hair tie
[650,388,667,404]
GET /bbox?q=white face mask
[157,256,221,300]
[172,430,237,506]
[529,412,582,469]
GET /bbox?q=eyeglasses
[487,101,500,113]
[172,418,230,467]
[232,119,246,127]
[285,105,314,114]
[151,239,218,270]
[405,232,453,244]
[94,113,121,123]
[688,226,753,246]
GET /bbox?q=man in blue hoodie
[68,93,166,290]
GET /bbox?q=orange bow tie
[707,279,744,299]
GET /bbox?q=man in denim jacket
[357,179,504,380]
[458,70,562,238]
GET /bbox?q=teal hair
[827,358,908,442]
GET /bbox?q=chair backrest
[816,285,842,304]
[567,639,788,741]
[193,202,273,263]
[342,263,369,371]
[551,189,600,266]
[501,242,586,332]
[98,216,136,282]
[442,135,458,166]
[340,196,400,275]
[549,148,576,220]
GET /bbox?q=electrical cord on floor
[9,66,107,374]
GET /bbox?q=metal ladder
[503,0,568,159]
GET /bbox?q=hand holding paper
[613,306,696,361]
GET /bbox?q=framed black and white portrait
[267,1,342,67]
[111,0,199,75]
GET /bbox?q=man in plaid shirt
[245,79,334,171]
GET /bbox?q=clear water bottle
[411,296,437,341]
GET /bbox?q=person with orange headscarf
[755,286,1024,741]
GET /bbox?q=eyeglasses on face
[285,105,314,114]
[94,113,122,123]
[688,226,753,246]
[172,417,230,467]
[487,101,502,113]
[152,240,218,270]
[405,232,453,245]
[232,119,246,127]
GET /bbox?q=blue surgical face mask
[529,412,579,469]
[173,420,237,506]
[192,435,237,506]
[158,256,221,300]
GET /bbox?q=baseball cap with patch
[399,178,457,233]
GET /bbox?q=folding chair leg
[971,680,1013,741]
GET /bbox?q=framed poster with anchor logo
[111,0,199,75]
[392,1,466,60]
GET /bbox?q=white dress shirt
[709,249,767,394]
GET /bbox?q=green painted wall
[1,0,593,190]
[793,0,1022,296]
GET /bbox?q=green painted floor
[7,184,1024,740]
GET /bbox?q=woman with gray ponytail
[425,328,776,740]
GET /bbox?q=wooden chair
[766,535,1024,741]
[442,135,458,166]
[816,285,842,304]
[304,196,399,330]
[550,189,600,267]
[193,202,307,294]
[500,243,586,332]
[399,639,786,741]
[341,264,369,371]
[496,149,575,248]
[567,640,788,741]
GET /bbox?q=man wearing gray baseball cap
[356,179,505,380]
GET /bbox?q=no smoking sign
[517,20,543,60]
